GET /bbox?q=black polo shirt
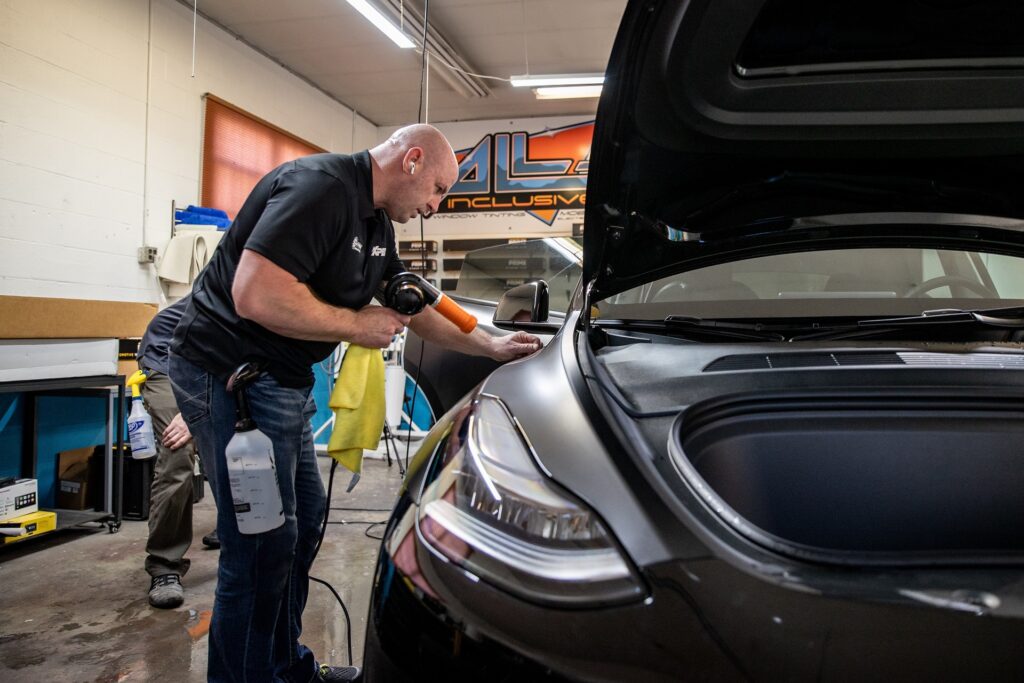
[171,151,405,387]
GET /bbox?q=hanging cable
[406,0,432,469]
[521,0,530,76]
[191,0,198,77]
[419,49,512,82]
[416,0,430,125]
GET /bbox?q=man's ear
[404,146,424,174]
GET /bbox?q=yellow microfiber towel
[327,345,386,480]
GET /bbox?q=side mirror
[494,281,549,330]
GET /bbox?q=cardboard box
[0,338,119,383]
[118,359,137,379]
[0,295,156,339]
[0,479,38,522]
[56,447,100,510]
[118,338,142,379]
[1,510,57,544]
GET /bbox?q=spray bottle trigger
[126,369,148,398]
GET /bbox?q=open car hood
[583,0,1024,300]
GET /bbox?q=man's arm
[233,249,409,348]
[408,304,542,361]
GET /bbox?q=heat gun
[384,272,477,333]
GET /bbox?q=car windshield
[597,246,1024,320]
[455,238,582,314]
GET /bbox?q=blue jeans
[169,352,326,683]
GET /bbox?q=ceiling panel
[189,0,626,126]
[222,16,386,50]
[276,46,419,77]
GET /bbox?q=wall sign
[441,121,593,225]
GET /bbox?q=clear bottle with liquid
[225,364,284,534]
[126,371,156,459]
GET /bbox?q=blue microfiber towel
[327,346,386,489]
[175,210,231,228]
[185,204,229,219]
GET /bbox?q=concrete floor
[0,449,411,682]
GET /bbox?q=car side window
[455,239,582,314]
[976,252,1024,298]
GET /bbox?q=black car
[363,1,1024,680]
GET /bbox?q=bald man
[169,124,541,683]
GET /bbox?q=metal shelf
[51,508,112,530]
[0,374,125,538]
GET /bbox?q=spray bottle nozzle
[227,363,263,432]
[126,370,148,398]
[227,363,261,392]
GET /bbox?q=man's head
[369,124,459,224]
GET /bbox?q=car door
[404,238,581,418]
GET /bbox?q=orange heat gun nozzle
[433,293,477,333]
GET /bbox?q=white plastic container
[127,396,157,459]
[225,428,284,534]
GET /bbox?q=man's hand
[350,305,410,348]
[163,413,193,450]
[489,331,543,362]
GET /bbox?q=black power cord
[407,0,432,472]
[308,460,357,666]
[308,459,394,666]
[307,0,434,668]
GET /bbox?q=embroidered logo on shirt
[370,246,387,257]
[351,236,363,253]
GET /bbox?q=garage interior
[0,1,623,680]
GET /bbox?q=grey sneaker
[148,574,184,609]
[317,664,361,682]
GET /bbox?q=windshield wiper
[858,307,1024,327]
[665,315,792,341]
[790,306,1024,341]
[598,308,1024,343]
[595,316,788,342]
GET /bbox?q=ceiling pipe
[376,0,490,99]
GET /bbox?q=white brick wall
[0,0,376,304]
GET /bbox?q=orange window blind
[201,95,324,219]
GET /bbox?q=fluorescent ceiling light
[346,0,415,48]
[533,85,603,100]
[511,73,605,88]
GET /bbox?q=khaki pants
[140,367,196,577]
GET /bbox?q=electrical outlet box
[137,246,158,264]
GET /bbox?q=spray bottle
[125,370,157,459]
[225,363,284,534]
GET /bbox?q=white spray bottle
[225,363,284,534]
[125,370,157,459]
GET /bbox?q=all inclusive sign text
[440,121,593,225]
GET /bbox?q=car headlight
[417,394,645,606]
